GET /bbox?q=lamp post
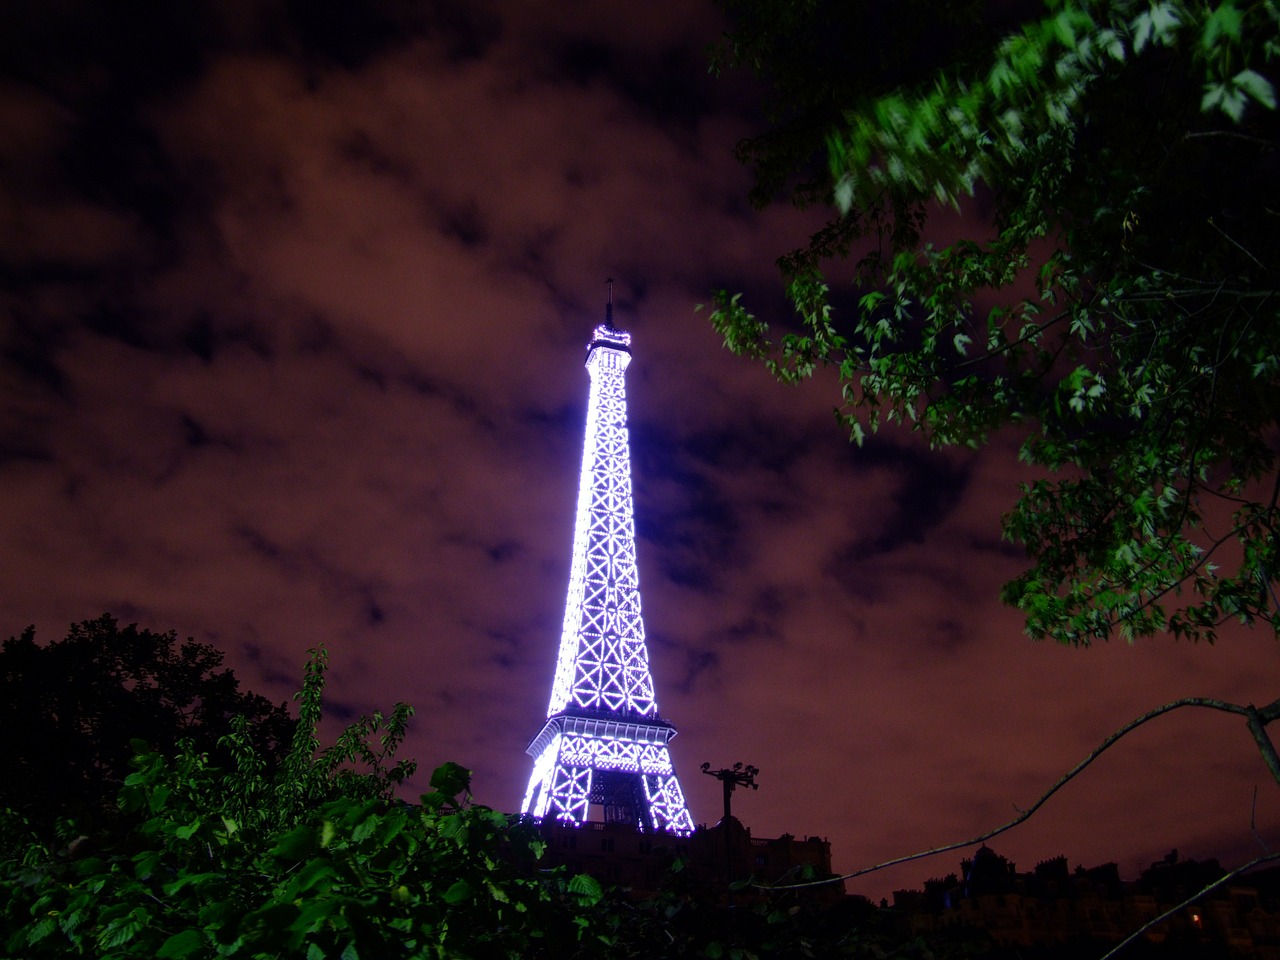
[701,762,759,893]
[700,761,759,822]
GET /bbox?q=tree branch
[1251,785,1271,854]
[1183,130,1277,147]
[760,696,1278,892]
[1208,218,1277,275]
[1107,517,1249,636]
[1247,700,1280,784]
[1097,850,1280,960]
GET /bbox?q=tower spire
[520,301,694,834]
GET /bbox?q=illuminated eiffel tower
[520,291,694,834]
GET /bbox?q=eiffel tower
[520,293,694,834]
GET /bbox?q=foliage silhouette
[0,643,962,959]
[0,614,293,834]
[0,647,581,958]
[708,0,1280,645]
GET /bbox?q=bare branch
[1207,219,1276,275]
[1251,785,1271,854]
[1118,287,1280,301]
[1097,850,1280,960]
[761,696,1275,892]
[1247,703,1280,784]
[1183,129,1277,147]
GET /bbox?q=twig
[1251,785,1270,854]
[1183,130,1276,147]
[1207,218,1276,275]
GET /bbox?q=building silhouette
[536,814,840,899]
[893,846,1280,956]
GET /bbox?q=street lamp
[700,761,759,823]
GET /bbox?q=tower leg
[524,724,693,833]
[548,763,591,823]
[522,737,560,819]
[644,771,695,834]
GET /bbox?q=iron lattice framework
[521,317,694,835]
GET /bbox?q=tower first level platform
[523,711,691,833]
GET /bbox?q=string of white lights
[522,320,693,835]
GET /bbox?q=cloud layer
[2,0,1276,899]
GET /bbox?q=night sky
[3,0,1277,901]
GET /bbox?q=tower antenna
[605,277,615,328]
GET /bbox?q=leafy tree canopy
[0,647,923,960]
[0,614,294,832]
[0,648,555,959]
[708,0,1280,645]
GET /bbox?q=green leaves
[0,664,598,960]
[155,928,204,959]
[441,879,473,903]
[1205,67,1278,120]
[428,761,471,801]
[0,616,296,840]
[1201,1,1244,51]
[712,0,1280,645]
[1131,3,1183,53]
[1202,67,1277,120]
[567,873,604,905]
[1197,1,1279,118]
